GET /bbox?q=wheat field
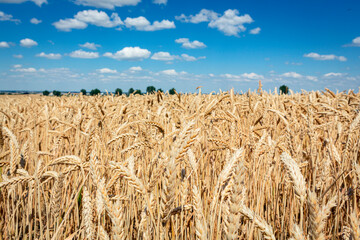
[0,88,359,240]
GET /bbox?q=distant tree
[279,85,289,95]
[90,88,101,96]
[134,89,142,95]
[53,90,62,97]
[43,90,50,96]
[128,88,135,95]
[169,88,176,95]
[146,86,156,94]
[115,88,123,95]
[157,88,164,93]
[80,89,87,95]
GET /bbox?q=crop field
[0,89,360,240]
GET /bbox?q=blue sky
[0,0,359,93]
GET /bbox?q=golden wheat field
[0,89,360,240]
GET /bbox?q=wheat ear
[82,187,95,239]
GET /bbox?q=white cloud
[241,72,264,79]
[281,72,302,78]
[79,42,101,50]
[97,68,117,73]
[175,38,206,49]
[176,9,254,36]
[151,51,176,61]
[181,54,196,61]
[222,74,242,81]
[0,11,20,23]
[13,54,23,58]
[69,49,99,59]
[53,10,122,31]
[75,10,122,27]
[181,54,205,61]
[124,16,175,31]
[324,72,344,78]
[153,0,167,4]
[304,52,347,62]
[13,64,22,68]
[36,52,62,59]
[0,41,10,48]
[104,47,151,61]
[73,0,141,9]
[54,10,174,32]
[151,52,205,62]
[221,73,262,81]
[176,9,218,23]
[129,66,142,71]
[306,76,318,82]
[208,10,253,36]
[30,18,42,24]
[0,0,46,6]
[250,27,261,34]
[20,38,38,47]
[160,69,178,75]
[12,67,37,73]
[53,18,88,32]
[344,36,360,47]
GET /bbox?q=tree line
[43,85,289,96]
[42,86,177,97]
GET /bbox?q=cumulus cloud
[181,54,205,61]
[324,72,344,78]
[53,10,122,31]
[97,68,117,73]
[13,54,23,58]
[104,47,151,61]
[53,18,88,32]
[153,0,167,4]
[79,42,101,50]
[241,72,264,79]
[281,72,303,78]
[69,49,99,59]
[344,36,360,47]
[151,51,176,61]
[75,10,122,27]
[176,9,253,36]
[13,64,22,68]
[0,11,20,23]
[176,9,218,23]
[221,72,263,81]
[0,0,47,6]
[73,0,141,9]
[124,16,175,31]
[181,54,196,61]
[208,10,253,36]
[250,27,261,34]
[175,38,206,49]
[306,76,318,82]
[160,69,178,75]
[54,10,174,32]
[151,52,205,62]
[36,52,62,59]
[20,38,38,47]
[30,18,42,24]
[304,52,347,62]
[129,66,142,71]
[0,41,10,48]
[11,67,37,73]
